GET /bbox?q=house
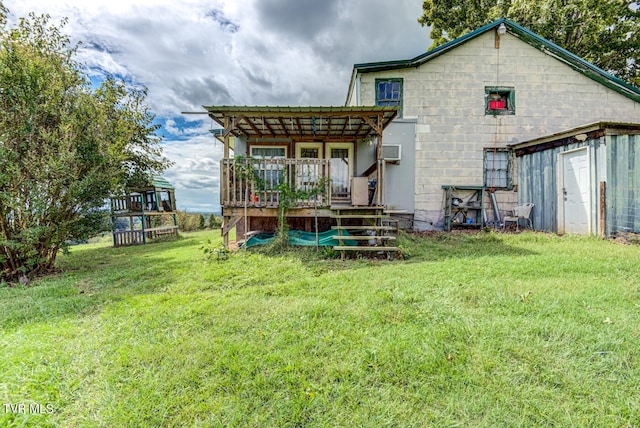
[206,18,640,246]
[345,18,640,231]
[511,122,640,236]
[110,176,178,246]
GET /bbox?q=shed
[511,122,640,236]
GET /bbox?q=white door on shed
[561,148,590,234]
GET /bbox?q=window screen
[484,149,511,188]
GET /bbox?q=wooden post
[223,115,230,159]
[112,216,117,247]
[599,181,606,237]
[375,114,384,206]
[362,113,384,207]
[222,110,232,247]
[222,216,229,248]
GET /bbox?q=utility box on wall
[351,177,369,206]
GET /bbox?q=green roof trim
[151,176,174,189]
[351,18,640,104]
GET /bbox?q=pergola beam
[204,106,397,142]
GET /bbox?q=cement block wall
[351,31,640,229]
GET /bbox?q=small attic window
[485,86,515,115]
[376,78,403,117]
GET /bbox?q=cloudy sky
[5,0,431,213]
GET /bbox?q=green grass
[1,230,639,427]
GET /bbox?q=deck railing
[112,226,178,247]
[221,158,331,208]
[111,194,144,212]
[111,194,174,213]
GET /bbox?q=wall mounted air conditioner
[382,144,402,161]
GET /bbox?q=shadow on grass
[243,230,539,265]
[396,230,539,263]
[0,231,539,331]
[0,234,210,331]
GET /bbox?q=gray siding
[383,120,416,213]
[518,138,605,233]
[607,134,640,235]
[355,120,416,213]
[518,148,559,232]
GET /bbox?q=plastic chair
[503,203,534,230]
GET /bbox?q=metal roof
[509,122,640,156]
[202,106,398,141]
[150,176,174,189]
[347,18,640,105]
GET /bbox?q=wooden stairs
[331,206,400,258]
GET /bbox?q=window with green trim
[484,148,512,189]
[485,86,515,115]
[376,78,402,117]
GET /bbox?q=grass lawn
[1,230,639,427]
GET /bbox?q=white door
[561,148,590,234]
[295,143,323,192]
[326,143,353,199]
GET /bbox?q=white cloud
[5,0,431,212]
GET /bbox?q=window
[300,148,318,158]
[485,86,515,115]
[160,191,173,211]
[484,148,512,189]
[250,146,287,190]
[376,78,403,117]
[250,147,286,158]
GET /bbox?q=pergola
[203,105,396,152]
[198,105,398,205]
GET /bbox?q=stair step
[331,214,389,219]
[332,235,396,240]
[333,246,399,251]
[332,206,384,210]
[331,225,395,230]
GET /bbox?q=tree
[0,7,171,282]
[418,0,640,85]
[198,214,206,230]
[207,213,221,229]
[175,210,201,232]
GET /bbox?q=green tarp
[244,229,358,248]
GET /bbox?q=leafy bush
[0,11,170,282]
